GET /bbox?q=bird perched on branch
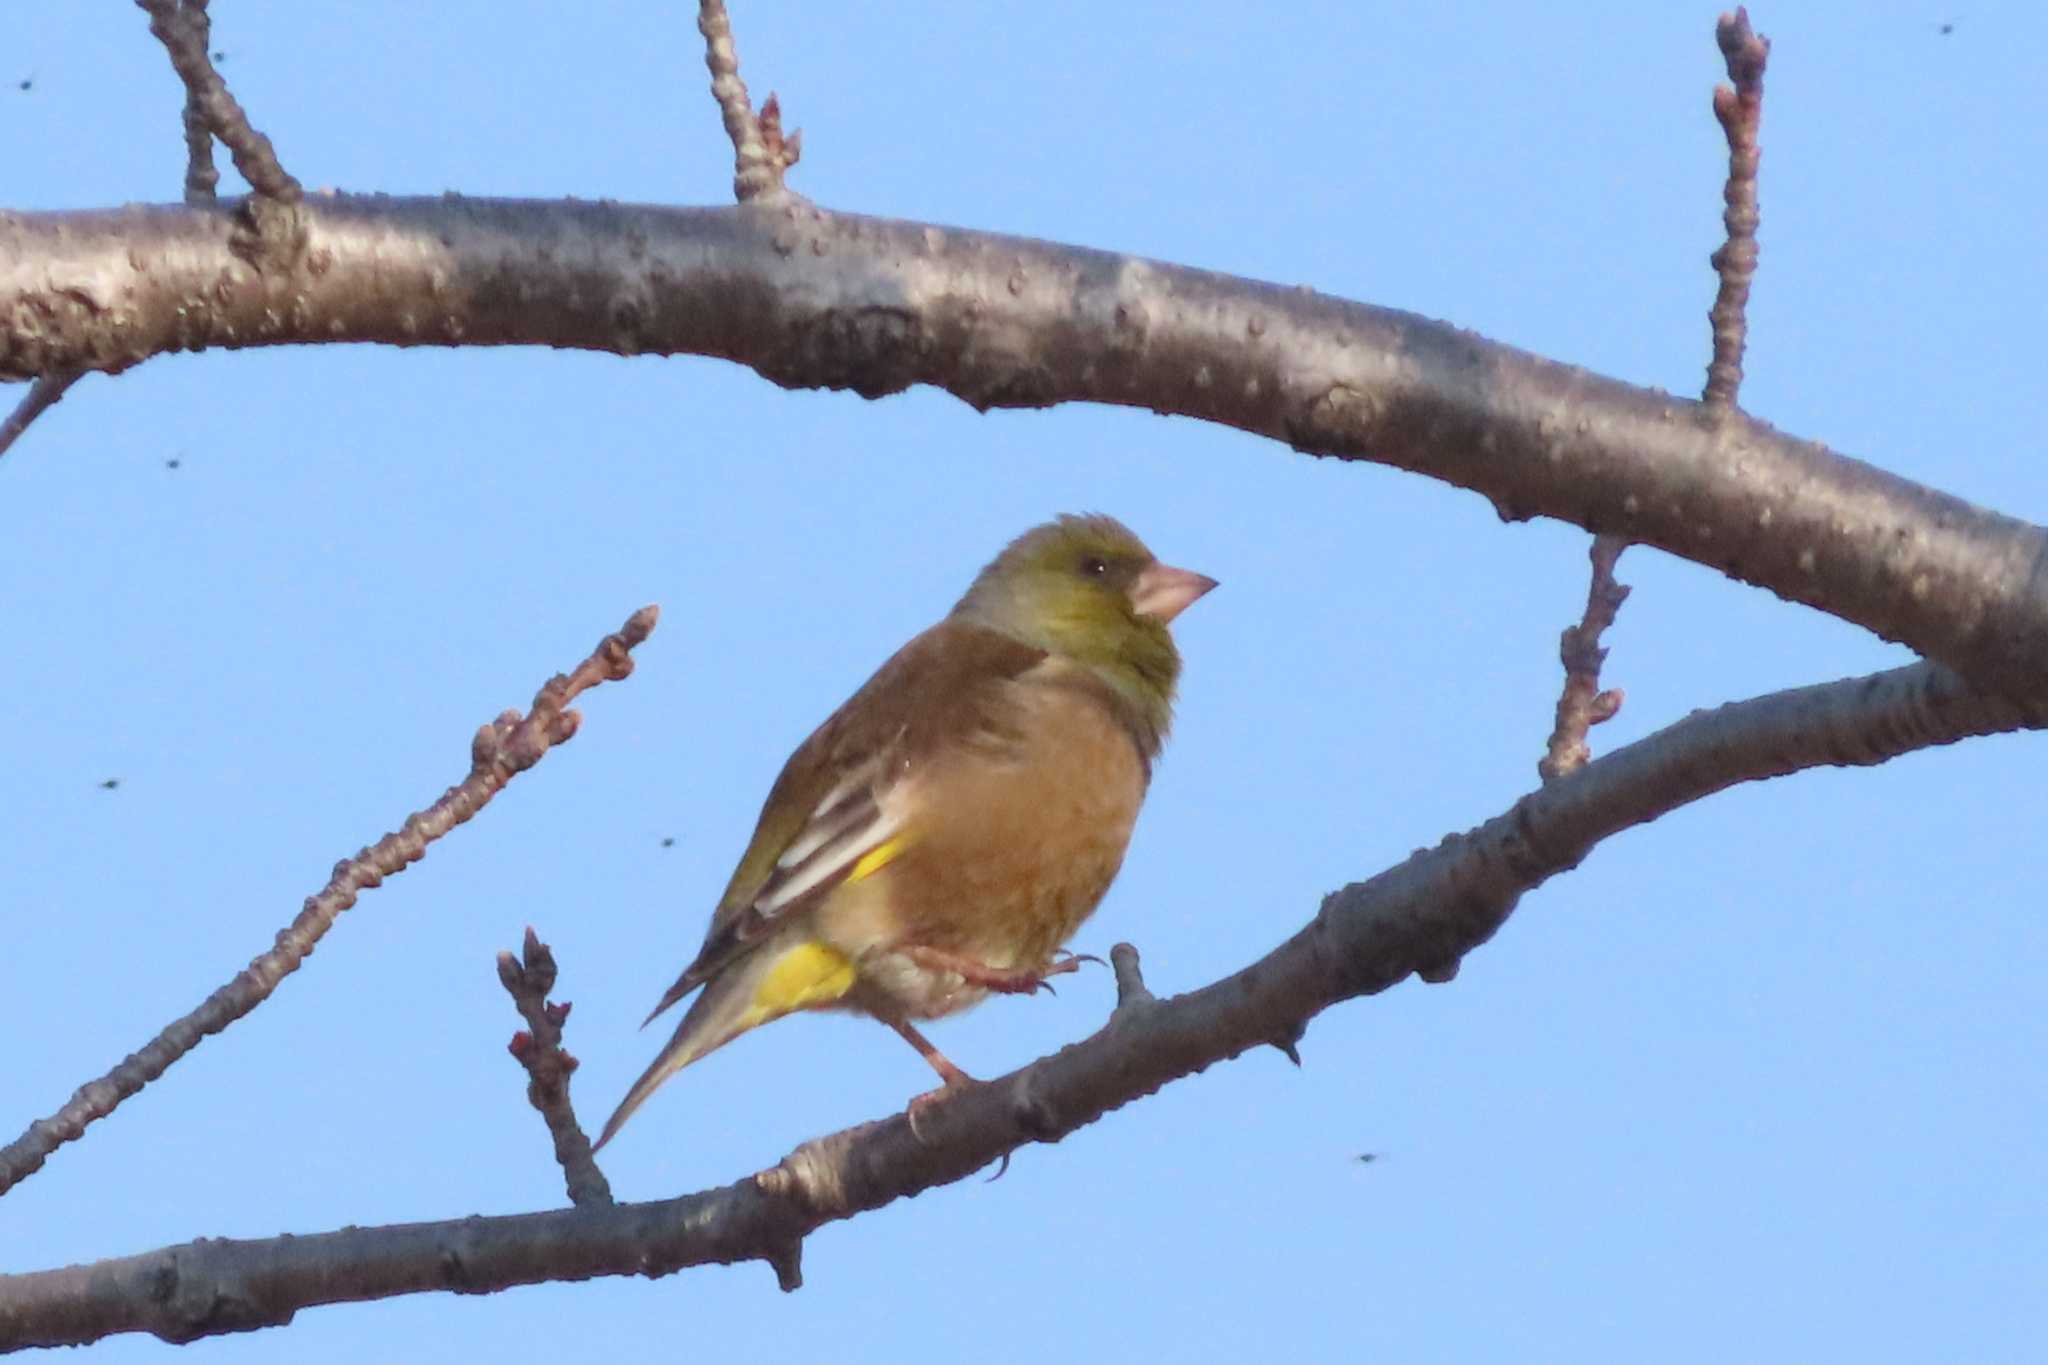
[596,514,1215,1148]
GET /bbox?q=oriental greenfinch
[597,514,1214,1148]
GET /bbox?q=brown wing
[640,621,1047,1023]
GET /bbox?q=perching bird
[596,514,1215,1148]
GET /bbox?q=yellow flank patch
[741,940,857,1029]
[846,835,909,884]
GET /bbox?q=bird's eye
[1080,555,1109,578]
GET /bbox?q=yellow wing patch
[847,835,910,884]
[739,940,857,1030]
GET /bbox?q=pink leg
[875,1012,978,1140]
[898,944,1096,996]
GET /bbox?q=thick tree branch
[0,607,658,1199]
[3,659,2035,1350]
[3,197,2044,700]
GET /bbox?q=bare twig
[498,928,614,1209]
[0,372,81,462]
[135,0,298,204]
[174,0,220,204]
[1539,535,1632,782]
[4,2,222,458]
[1704,7,1770,411]
[0,606,658,1199]
[4,3,224,459]
[697,0,801,202]
[1539,11,1770,780]
[4,659,2036,1348]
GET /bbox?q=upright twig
[0,607,658,1198]
[1539,536,1632,782]
[1704,7,1770,412]
[135,0,298,204]
[138,0,305,280]
[1541,11,1770,782]
[3,3,239,465]
[499,928,614,1209]
[174,0,220,204]
[697,0,801,202]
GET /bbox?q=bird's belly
[820,707,1147,1020]
[836,818,1134,1019]
[855,950,992,1020]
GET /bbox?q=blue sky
[4,3,2043,1361]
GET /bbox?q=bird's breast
[818,675,1149,1019]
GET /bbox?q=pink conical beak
[1130,561,1218,623]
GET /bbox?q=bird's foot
[876,1011,980,1141]
[906,1073,978,1143]
[900,944,1092,997]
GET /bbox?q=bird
[595,514,1215,1149]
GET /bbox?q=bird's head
[952,514,1216,750]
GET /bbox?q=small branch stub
[1108,942,1154,1013]
[1268,1019,1306,1067]
[764,1239,804,1293]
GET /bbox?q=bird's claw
[906,1076,976,1143]
[898,943,1093,997]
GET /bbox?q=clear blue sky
[5,3,2043,1361]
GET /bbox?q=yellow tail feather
[595,938,856,1150]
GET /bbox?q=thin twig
[0,372,82,462]
[135,0,298,203]
[499,928,614,1209]
[697,0,800,202]
[1539,12,1770,780]
[0,606,659,1198]
[175,0,220,204]
[5,1,220,454]
[1704,7,1770,412]
[6,4,221,457]
[1539,535,1632,782]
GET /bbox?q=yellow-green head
[950,514,1215,757]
